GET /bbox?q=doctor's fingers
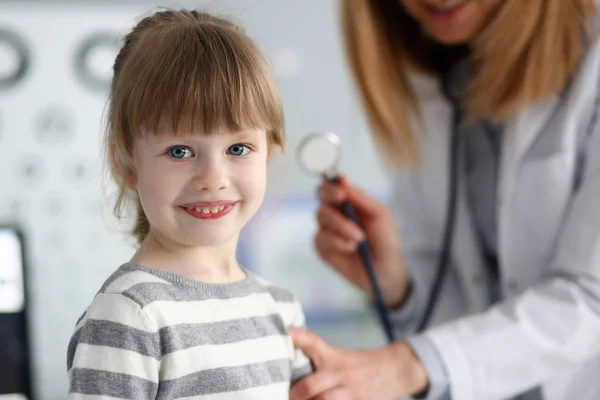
[316,205,365,243]
[314,231,371,294]
[318,176,385,219]
[290,371,344,400]
[317,181,348,205]
[313,388,352,400]
[314,229,359,256]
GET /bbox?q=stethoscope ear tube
[415,110,460,333]
[415,66,462,333]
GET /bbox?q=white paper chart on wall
[0,1,390,398]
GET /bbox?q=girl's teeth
[191,205,227,214]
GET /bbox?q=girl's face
[400,0,504,45]
[132,121,269,249]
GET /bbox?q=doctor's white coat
[391,9,600,400]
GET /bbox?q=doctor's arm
[418,123,600,400]
[386,170,457,399]
[289,137,600,400]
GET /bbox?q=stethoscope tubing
[327,98,459,342]
[328,175,396,343]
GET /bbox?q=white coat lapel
[499,95,561,269]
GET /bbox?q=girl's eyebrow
[142,128,265,145]
[233,128,265,139]
[145,131,196,143]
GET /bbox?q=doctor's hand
[289,327,428,400]
[315,175,409,307]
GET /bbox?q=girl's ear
[111,144,136,189]
[125,172,136,190]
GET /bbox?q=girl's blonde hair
[341,0,597,167]
[105,9,284,244]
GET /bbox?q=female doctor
[289,1,600,399]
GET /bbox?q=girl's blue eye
[168,146,193,159]
[227,144,250,156]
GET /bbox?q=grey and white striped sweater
[67,262,313,399]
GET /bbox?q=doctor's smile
[424,0,469,16]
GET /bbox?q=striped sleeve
[67,293,161,399]
[259,279,315,383]
[288,300,314,383]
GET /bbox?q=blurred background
[0,0,393,398]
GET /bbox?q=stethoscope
[296,118,459,342]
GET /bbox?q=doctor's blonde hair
[105,8,284,244]
[342,0,597,167]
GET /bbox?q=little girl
[67,8,312,399]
